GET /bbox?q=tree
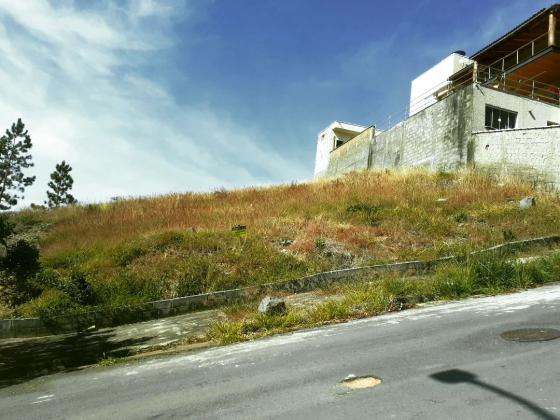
[45,160,77,208]
[0,214,40,307]
[0,119,36,210]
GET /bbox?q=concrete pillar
[549,12,557,47]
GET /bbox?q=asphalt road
[1,284,560,420]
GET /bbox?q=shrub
[19,289,77,319]
[346,202,382,226]
[113,244,146,267]
[4,239,40,279]
[65,272,96,305]
[0,214,14,245]
[0,239,41,307]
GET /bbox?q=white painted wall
[410,53,473,116]
[314,121,366,178]
[472,85,560,131]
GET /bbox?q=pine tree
[0,119,36,210]
[45,160,77,208]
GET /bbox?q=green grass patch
[208,253,560,345]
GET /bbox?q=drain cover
[501,328,560,342]
[339,375,382,390]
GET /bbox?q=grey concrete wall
[474,126,560,190]
[323,85,476,178]
[325,127,374,177]
[319,83,560,181]
[370,85,475,170]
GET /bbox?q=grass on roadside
[5,168,560,320]
[207,253,560,345]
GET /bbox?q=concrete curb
[2,235,559,339]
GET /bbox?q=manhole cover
[339,375,382,390]
[501,328,560,342]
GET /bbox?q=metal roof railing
[487,32,550,73]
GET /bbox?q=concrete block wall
[323,86,476,178]
[474,126,560,189]
[371,85,475,170]
[325,127,374,177]
[319,83,560,182]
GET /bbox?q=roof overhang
[471,4,560,64]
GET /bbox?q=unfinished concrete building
[315,4,560,189]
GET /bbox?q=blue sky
[0,0,553,205]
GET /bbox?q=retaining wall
[371,85,475,171]
[2,235,559,339]
[474,126,560,190]
[321,84,560,183]
[325,127,375,177]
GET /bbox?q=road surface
[1,284,560,419]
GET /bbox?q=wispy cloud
[0,0,308,206]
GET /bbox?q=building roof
[318,120,367,135]
[471,4,560,64]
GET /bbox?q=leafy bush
[346,202,383,226]
[0,214,14,245]
[0,238,41,307]
[19,289,77,319]
[4,239,40,278]
[64,272,96,305]
[112,244,146,267]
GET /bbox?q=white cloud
[0,0,308,206]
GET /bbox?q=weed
[310,300,352,322]
[502,229,516,242]
[346,202,382,226]
[454,211,468,223]
[4,169,560,318]
[208,320,246,345]
[208,253,560,346]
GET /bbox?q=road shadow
[0,329,153,389]
[430,369,558,420]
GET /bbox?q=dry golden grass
[11,168,560,316]
[35,169,552,260]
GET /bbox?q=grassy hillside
[3,169,560,319]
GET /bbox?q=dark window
[485,105,517,130]
[334,138,344,148]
